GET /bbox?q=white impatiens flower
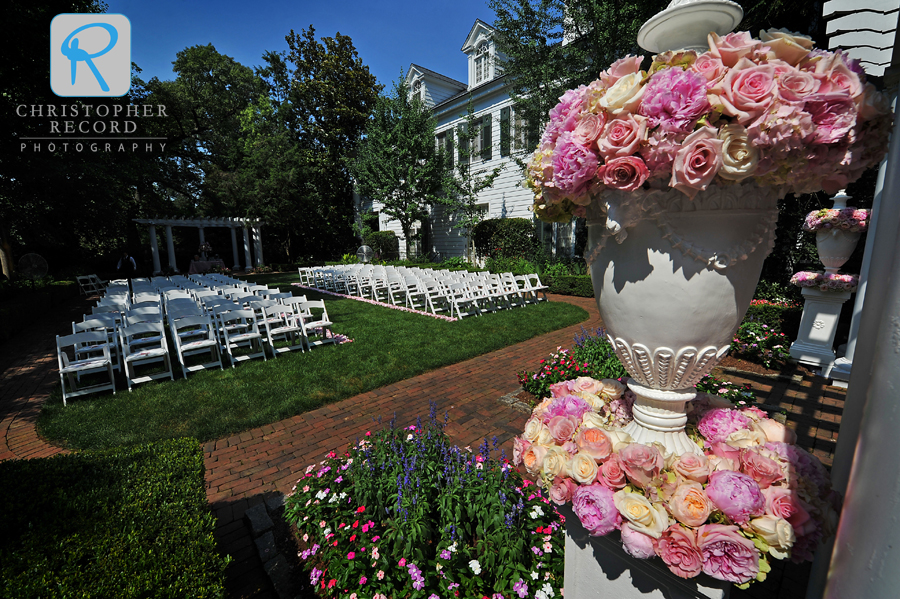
[469,559,482,575]
[531,571,539,580]
[530,505,545,519]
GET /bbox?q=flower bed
[513,377,838,588]
[284,407,565,598]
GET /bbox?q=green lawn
[38,273,588,451]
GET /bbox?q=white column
[253,226,264,266]
[230,227,240,270]
[198,227,206,260]
[165,225,178,273]
[148,224,162,275]
[243,225,252,270]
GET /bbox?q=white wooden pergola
[132,217,265,274]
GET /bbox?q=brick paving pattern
[0,292,847,599]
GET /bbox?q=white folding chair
[261,304,305,356]
[57,331,116,405]
[447,283,482,319]
[71,318,121,373]
[119,321,174,391]
[169,314,224,378]
[220,309,267,366]
[298,300,337,349]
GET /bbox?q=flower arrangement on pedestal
[803,208,870,233]
[513,376,838,587]
[790,271,859,293]
[526,29,891,223]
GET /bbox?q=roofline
[461,19,495,52]
[407,63,466,89]
[431,73,509,112]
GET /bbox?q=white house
[360,19,578,261]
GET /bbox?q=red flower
[357,506,366,513]
[350,534,357,542]
[353,520,359,528]
[328,579,336,588]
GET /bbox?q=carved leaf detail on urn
[610,336,726,390]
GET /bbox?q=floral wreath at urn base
[513,376,838,588]
[517,23,888,590]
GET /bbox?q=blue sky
[104,0,497,89]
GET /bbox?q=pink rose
[598,455,629,489]
[710,59,777,124]
[617,443,664,489]
[709,442,742,469]
[776,67,822,103]
[816,52,863,101]
[598,156,650,192]
[547,415,578,444]
[763,486,816,536]
[572,376,604,397]
[668,482,713,527]
[805,92,857,144]
[572,112,608,149]
[670,127,723,200]
[549,476,578,505]
[740,448,785,489]
[551,131,599,198]
[620,523,658,559]
[657,524,704,579]
[690,52,727,87]
[599,54,644,87]
[706,470,765,524]
[575,426,613,462]
[672,452,709,484]
[597,115,648,159]
[697,524,760,584]
[512,436,531,466]
[549,379,575,399]
[708,31,760,67]
[754,417,798,444]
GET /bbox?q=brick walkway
[0,292,847,599]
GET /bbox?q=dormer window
[412,79,423,103]
[474,42,490,85]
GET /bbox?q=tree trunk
[0,237,13,280]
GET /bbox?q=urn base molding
[562,505,730,599]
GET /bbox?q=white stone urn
[815,192,861,275]
[586,182,780,455]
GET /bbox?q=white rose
[535,426,556,447]
[725,427,767,449]
[760,28,814,66]
[749,515,796,559]
[613,490,670,538]
[582,411,610,429]
[577,391,605,410]
[718,123,759,181]
[523,416,545,444]
[602,427,633,452]
[568,451,600,484]
[599,72,646,115]
[599,378,626,401]
[541,446,570,482]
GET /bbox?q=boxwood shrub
[0,438,229,599]
[547,274,595,297]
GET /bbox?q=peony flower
[639,67,710,132]
[597,114,648,159]
[805,92,857,144]
[657,524,704,579]
[708,31,761,67]
[749,515,796,559]
[599,72,646,115]
[598,454,629,489]
[551,131,600,199]
[598,156,650,192]
[710,58,777,124]
[671,452,710,484]
[543,87,585,144]
[718,123,759,181]
[618,443,664,489]
[620,522,658,559]
[760,28,814,66]
[575,426,613,462]
[706,470,765,524]
[568,451,601,484]
[698,408,752,444]
[640,129,686,179]
[548,394,593,420]
[572,483,622,536]
[549,475,578,505]
[670,127,723,199]
[740,448,785,489]
[667,481,713,527]
[697,524,761,583]
[614,490,670,538]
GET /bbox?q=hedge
[364,231,400,260]
[0,438,229,599]
[472,218,539,259]
[547,274,595,297]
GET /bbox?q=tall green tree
[440,100,504,261]
[351,76,446,258]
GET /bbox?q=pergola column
[253,225,264,266]
[230,227,240,270]
[148,224,162,275]
[243,225,252,271]
[198,227,206,260]
[165,225,178,273]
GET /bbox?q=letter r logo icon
[51,14,131,97]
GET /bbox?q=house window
[436,130,454,169]
[474,42,490,84]
[500,107,510,157]
[480,113,492,161]
[412,79,423,103]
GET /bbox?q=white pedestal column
[243,226,252,271]
[789,287,852,372]
[253,226,264,266]
[165,225,178,273]
[562,506,729,599]
[148,224,162,275]
[230,227,240,271]
[199,227,206,260]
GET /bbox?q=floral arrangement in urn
[790,271,859,292]
[198,242,212,254]
[513,375,839,587]
[527,29,892,222]
[803,207,870,233]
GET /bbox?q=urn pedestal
[562,505,731,599]
[789,287,852,372]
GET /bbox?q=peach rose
[667,481,713,527]
[760,28,814,66]
[749,515,796,559]
[572,376,604,396]
[718,123,759,181]
[740,448,785,489]
[541,446,570,483]
[522,444,548,476]
[576,426,613,462]
[568,451,601,484]
[613,490,670,539]
[708,31,759,67]
[753,418,797,444]
[599,378,626,401]
[672,452,710,484]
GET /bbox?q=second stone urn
[586,182,780,456]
